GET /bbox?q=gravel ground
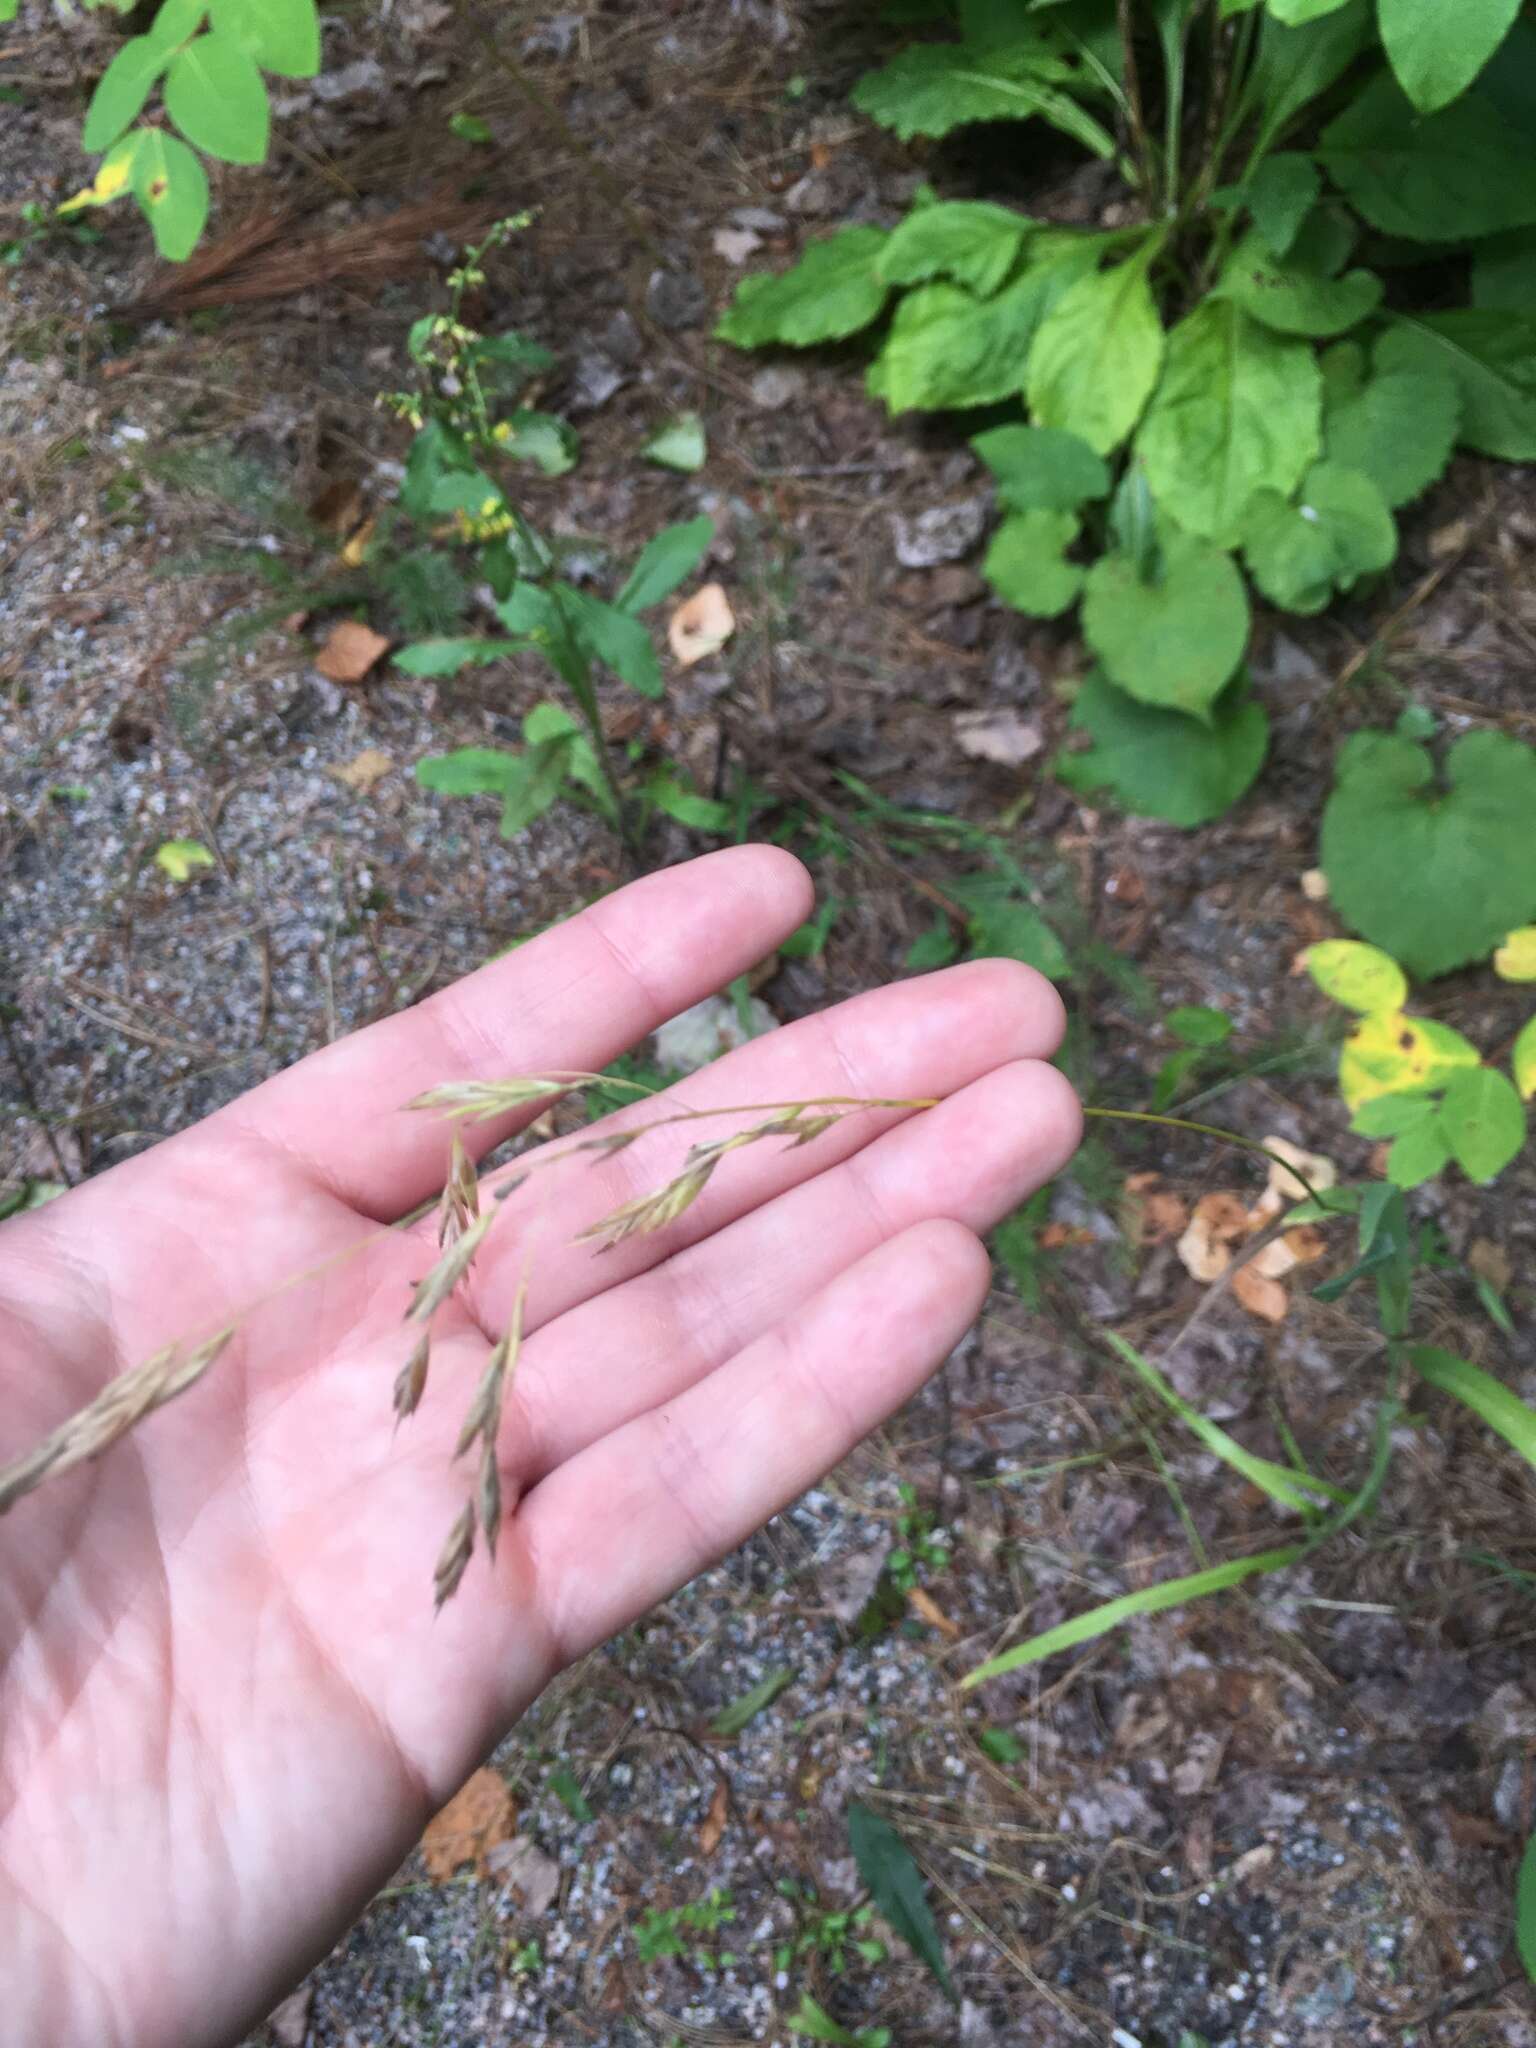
[5,3,1536,2045]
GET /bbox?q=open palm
[0,848,1078,2048]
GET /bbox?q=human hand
[0,847,1078,2048]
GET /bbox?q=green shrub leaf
[1321,730,1536,976]
[1241,461,1396,614]
[1472,228,1536,311]
[1025,237,1166,455]
[1320,336,1460,506]
[128,128,209,260]
[877,198,1033,297]
[1081,526,1251,717]
[1136,301,1320,544]
[846,1803,954,1999]
[971,424,1109,512]
[208,0,319,77]
[1438,1066,1527,1182]
[1319,71,1536,241]
[82,35,172,153]
[164,31,269,163]
[1214,230,1382,338]
[947,873,1068,979]
[1055,669,1269,826]
[1378,0,1521,114]
[1250,0,1375,141]
[1245,153,1321,256]
[716,226,890,347]
[851,38,1114,157]
[558,589,663,698]
[1380,312,1536,459]
[982,509,1083,618]
[869,234,1101,413]
[617,516,715,613]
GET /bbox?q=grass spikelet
[577,1157,720,1249]
[407,1210,494,1323]
[433,1501,476,1611]
[436,1133,480,1247]
[406,1074,600,1123]
[394,1331,431,1421]
[478,1439,503,1559]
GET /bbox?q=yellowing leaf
[1339,1008,1480,1112]
[59,133,140,214]
[1494,926,1536,982]
[154,838,215,883]
[1306,938,1407,1015]
[1514,1016,1536,1102]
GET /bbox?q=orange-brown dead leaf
[1176,1191,1250,1282]
[316,619,391,685]
[1232,1262,1289,1324]
[699,1779,729,1857]
[309,478,365,536]
[420,1767,519,1881]
[907,1585,960,1638]
[668,583,735,667]
[1283,1224,1328,1267]
[331,747,394,794]
[1039,1221,1095,1251]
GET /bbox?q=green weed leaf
[153,837,214,882]
[877,197,1033,297]
[1056,669,1269,826]
[1409,1348,1536,1473]
[128,128,208,260]
[208,0,319,77]
[971,423,1109,512]
[1439,1066,1527,1182]
[643,766,734,835]
[1380,312,1536,460]
[1241,461,1396,614]
[394,637,528,676]
[1136,301,1320,544]
[641,411,707,472]
[559,589,663,698]
[716,226,890,347]
[711,1666,796,1736]
[1319,71,1536,241]
[1321,730,1536,976]
[851,38,1114,157]
[1378,0,1521,115]
[164,30,269,162]
[497,411,579,477]
[1245,153,1321,256]
[617,516,714,613]
[1168,1005,1233,1048]
[1215,230,1382,338]
[788,1992,890,2047]
[1250,0,1375,141]
[982,509,1082,618]
[1320,336,1460,506]
[82,35,171,152]
[847,1803,954,1999]
[1025,238,1165,455]
[1472,228,1536,311]
[947,872,1068,978]
[1519,1833,1536,1986]
[1081,526,1250,717]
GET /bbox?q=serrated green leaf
[1025,237,1165,455]
[1320,335,1460,507]
[716,226,890,348]
[81,35,172,153]
[1321,729,1536,977]
[877,198,1033,297]
[1215,230,1381,338]
[1056,670,1269,826]
[970,424,1110,512]
[1081,526,1250,717]
[1136,300,1320,544]
[1319,70,1536,241]
[164,31,269,162]
[948,873,1068,979]
[982,509,1083,618]
[711,1665,796,1736]
[1380,312,1536,460]
[847,1804,954,1999]
[128,127,209,260]
[1305,938,1408,1014]
[851,38,1114,157]
[1241,461,1396,614]
[1245,152,1321,256]
[1439,1066,1527,1182]
[617,516,714,613]
[208,0,318,76]
[641,411,706,473]
[869,234,1101,413]
[1472,228,1536,311]
[1378,0,1521,114]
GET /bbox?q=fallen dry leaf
[1249,1236,1299,1280]
[1039,1221,1095,1251]
[1125,1174,1190,1246]
[1283,1223,1328,1267]
[484,1834,560,1917]
[309,477,365,536]
[699,1778,729,1857]
[1232,1262,1290,1323]
[952,708,1044,768]
[266,1985,312,2048]
[331,746,395,794]
[1469,1238,1514,1292]
[421,1767,519,1881]
[1250,1135,1337,1222]
[1176,1191,1250,1283]
[907,1585,960,1638]
[668,582,735,666]
[316,619,391,685]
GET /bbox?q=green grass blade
[1106,1331,1346,1511]
[1409,1347,1536,1473]
[1518,1831,1536,1986]
[961,1546,1303,1687]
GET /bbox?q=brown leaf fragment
[699,1778,729,1856]
[331,747,395,793]
[1232,1261,1289,1324]
[315,619,391,684]
[668,582,735,666]
[421,1766,519,1881]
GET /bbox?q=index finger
[223,847,814,1220]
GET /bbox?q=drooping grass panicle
[406,1071,651,1125]
[407,1209,495,1324]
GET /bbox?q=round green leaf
[982,509,1083,618]
[876,199,1033,298]
[1081,527,1250,718]
[1321,336,1460,507]
[1025,239,1166,455]
[129,128,209,260]
[209,0,320,77]
[1306,939,1408,1014]
[1379,313,1536,460]
[1319,72,1536,242]
[1385,1111,1453,1188]
[164,31,270,163]
[1215,230,1382,338]
[82,34,172,152]
[1055,669,1269,826]
[1135,300,1320,544]
[1378,0,1521,115]
[1241,461,1396,614]
[716,227,890,348]
[1439,1065,1527,1182]
[1321,729,1536,977]
[970,424,1110,512]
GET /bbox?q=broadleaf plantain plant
[718,0,1536,849]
